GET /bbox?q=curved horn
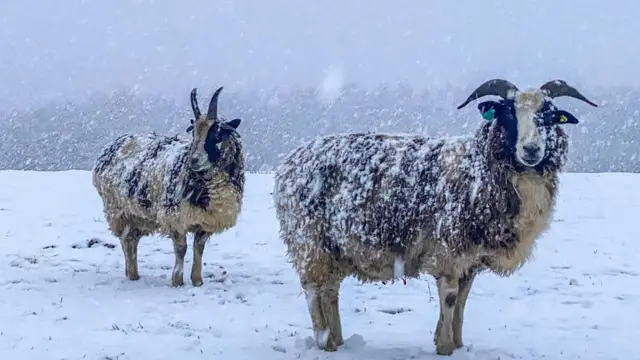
[457,79,519,110]
[206,86,224,120]
[190,88,202,119]
[539,80,598,107]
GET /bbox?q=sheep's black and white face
[187,87,242,171]
[458,79,596,168]
[203,118,241,163]
[477,90,580,167]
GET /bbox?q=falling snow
[0,2,637,359]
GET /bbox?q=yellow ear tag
[559,114,568,123]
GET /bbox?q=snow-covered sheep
[92,87,244,287]
[273,79,597,355]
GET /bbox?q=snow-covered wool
[273,79,598,355]
[92,87,244,287]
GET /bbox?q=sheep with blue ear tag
[92,86,245,287]
[273,78,597,355]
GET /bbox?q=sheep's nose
[523,144,540,157]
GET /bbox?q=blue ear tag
[482,108,496,121]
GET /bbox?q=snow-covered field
[0,170,637,360]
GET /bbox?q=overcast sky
[0,0,637,111]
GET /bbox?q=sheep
[92,86,244,287]
[273,79,597,355]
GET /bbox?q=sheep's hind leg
[434,274,459,356]
[319,281,344,349]
[453,269,477,349]
[191,230,211,287]
[301,262,344,353]
[301,280,330,350]
[302,278,344,351]
[120,225,143,281]
[170,232,188,287]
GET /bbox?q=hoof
[435,341,456,356]
[172,270,184,287]
[322,339,339,352]
[319,334,342,352]
[191,274,204,287]
[126,269,140,281]
[454,339,464,349]
[315,329,338,352]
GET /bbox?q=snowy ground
[0,170,637,360]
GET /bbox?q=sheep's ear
[553,110,579,125]
[477,100,502,121]
[225,118,241,130]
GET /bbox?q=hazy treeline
[1,83,639,173]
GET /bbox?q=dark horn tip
[191,88,197,95]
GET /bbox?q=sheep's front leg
[170,232,188,287]
[120,225,142,281]
[434,275,459,356]
[453,270,477,349]
[191,230,211,287]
